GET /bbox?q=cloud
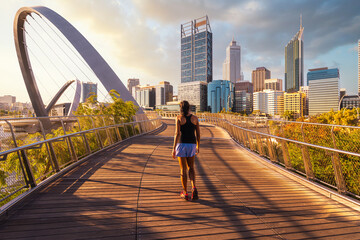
[49,0,181,88]
[132,0,360,68]
[4,0,359,101]
[41,0,360,85]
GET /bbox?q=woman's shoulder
[190,114,198,119]
[190,114,199,124]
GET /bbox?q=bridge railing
[0,113,162,207]
[158,111,360,198]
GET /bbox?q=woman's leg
[178,157,188,193]
[186,156,196,189]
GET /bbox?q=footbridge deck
[1,119,360,239]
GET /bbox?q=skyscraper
[233,81,253,114]
[222,37,241,83]
[308,67,339,115]
[127,78,140,96]
[264,78,283,91]
[285,16,304,93]
[155,81,173,106]
[178,81,207,112]
[179,16,212,111]
[207,80,233,113]
[180,16,212,83]
[82,82,97,102]
[135,85,155,109]
[252,67,271,92]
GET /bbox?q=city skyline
[0,0,359,102]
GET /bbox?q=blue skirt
[175,143,197,157]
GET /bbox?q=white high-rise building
[308,68,339,115]
[222,37,241,83]
[266,90,284,116]
[253,91,267,114]
[253,90,284,116]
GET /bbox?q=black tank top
[179,114,196,144]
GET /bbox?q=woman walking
[172,101,200,201]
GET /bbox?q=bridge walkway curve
[0,119,360,239]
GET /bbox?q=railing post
[102,116,113,145]
[91,117,103,149]
[247,131,255,151]
[5,120,36,188]
[256,134,265,156]
[38,118,60,172]
[300,123,315,179]
[330,126,347,193]
[254,120,263,155]
[61,119,78,162]
[280,122,292,169]
[77,117,92,154]
[124,123,130,138]
[132,122,136,136]
[21,150,36,188]
[266,120,277,162]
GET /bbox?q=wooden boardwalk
[1,119,360,239]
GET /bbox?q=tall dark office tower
[181,16,212,83]
[285,16,304,93]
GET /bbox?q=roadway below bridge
[1,119,360,239]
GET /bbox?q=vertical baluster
[301,123,315,179]
[330,126,347,193]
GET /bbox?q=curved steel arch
[14,6,142,118]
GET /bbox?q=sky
[0,0,359,103]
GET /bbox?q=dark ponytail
[180,100,190,116]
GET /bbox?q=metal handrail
[0,119,151,157]
[196,114,359,198]
[226,120,360,158]
[158,111,360,129]
[0,114,162,206]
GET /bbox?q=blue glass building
[207,80,233,113]
[82,82,97,102]
[307,67,340,115]
[307,68,339,84]
[181,16,212,83]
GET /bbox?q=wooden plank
[0,119,359,240]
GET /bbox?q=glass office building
[207,80,233,113]
[181,16,212,83]
[178,81,207,112]
[233,81,253,114]
[82,82,97,102]
[285,21,304,93]
[308,67,339,115]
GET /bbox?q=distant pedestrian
[172,100,200,201]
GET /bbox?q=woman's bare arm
[172,117,181,159]
[195,116,200,153]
